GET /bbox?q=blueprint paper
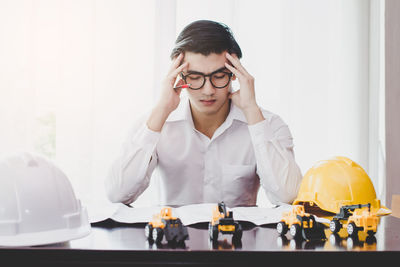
[86,202,324,226]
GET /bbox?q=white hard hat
[0,152,91,246]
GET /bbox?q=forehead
[183,52,228,73]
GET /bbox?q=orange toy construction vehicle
[329,203,379,237]
[276,205,326,241]
[209,202,242,241]
[144,207,189,244]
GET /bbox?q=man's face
[181,52,233,116]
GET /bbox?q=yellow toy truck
[209,202,242,241]
[276,205,326,241]
[144,207,189,244]
[329,203,379,237]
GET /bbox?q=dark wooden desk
[1,215,400,266]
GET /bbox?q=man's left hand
[225,52,264,125]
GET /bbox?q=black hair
[170,20,242,60]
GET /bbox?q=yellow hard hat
[293,156,391,216]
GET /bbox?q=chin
[197,105,218,114]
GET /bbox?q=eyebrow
[186,67,228,75]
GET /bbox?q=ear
[232,74,237,81]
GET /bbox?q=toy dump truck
[144,207,189,244]
[329,203,378,237]
[209,202,242,241]
[276,205,326,241]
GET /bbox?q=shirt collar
[166,96,247,125]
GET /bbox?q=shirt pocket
[221,164,258,207]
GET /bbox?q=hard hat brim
[0,207,91,247]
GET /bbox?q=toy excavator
[209,202,242,241]
[276,205,326,241]
[144,207,189,244]
[329,203,379,237]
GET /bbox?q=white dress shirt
[105,97,303,207]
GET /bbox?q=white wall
[0,0,383,206]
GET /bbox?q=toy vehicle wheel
[234,223,243,240]
[208,223,216,239]
[144,223,153,240]
[152,228,164,243]
[367,230,376,236]
[347,222,358,237]
[365,235,377,244]
[289,224,301,239]
[211,225,219,240]
[329,220,342,233]
[180,232,189,243]
[277,222,288,235]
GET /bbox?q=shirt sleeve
[104,116,160,204]
[247,114,303,205]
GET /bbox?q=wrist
[146,105,172,132]
[242,103,259,115]
[242,105,264,125]
[155,101,174,115]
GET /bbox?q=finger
[226,52,248,75]
[169,53,184,72]
[170,61,188,78]
[225,62,244,80]
[226,52,250,77]
[166,62,188,86]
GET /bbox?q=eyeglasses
[180,69,233,90]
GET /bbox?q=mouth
[199,99,216,106]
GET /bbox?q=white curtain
[0,0,385,207]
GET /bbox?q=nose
[201,77,216,96]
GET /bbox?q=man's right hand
[147,53,188,132]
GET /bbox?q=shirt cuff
[247,119,274,146]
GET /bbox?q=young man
[105,20,302,208]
